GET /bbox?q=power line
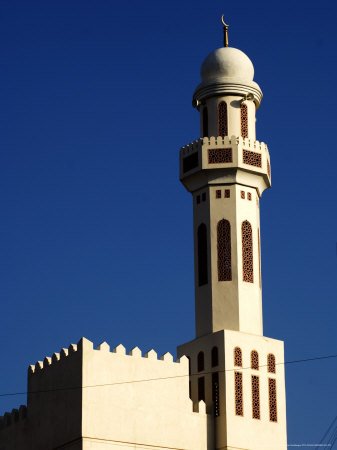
[0,352,337,399]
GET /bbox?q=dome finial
[221,15,229,47]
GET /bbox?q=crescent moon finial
[221,15,229,47]
[221,15,228,27]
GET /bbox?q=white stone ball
[201,47,255,82]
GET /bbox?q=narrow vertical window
[234,372,243,416]
[267,354,276,374]
[211,346,219,367]
[240,102,248,138]
[251,375,260,419]
[203,106,208,137]
[212,372,220,416]
[251,350,259,370]
[242,220,254,283]
[268,378,278,422]
[234,347,242,367]
[217,219,232,281]
[218,101,228,137]
[197,351,205,372]
[198,376,205,401]
[198,224,208,286]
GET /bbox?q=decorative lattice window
[251,375,260,419]
[218,101,228,137]
[240,103,248,138]
[208,148,232,164]
[198,376,205,401]
[242,220,254,283]
[258,229,261,289]
[241,191,245,199]
[217,219,232,281]
[251,350,259,370]
[268,354,276,374]
[243,149,262,168]
[267,159,271,178]
[268,378,277,422]
[198,224,208,286]
[216,190,221,199]
[203,106,208,138]
[211,346,219,367]
[247,192,252,201]
[234,372,243,416]
[197,351,205,372]
[212,372,220,416]
[225,189,230,198]
[234,347,242,367]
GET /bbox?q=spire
[221,15,229,47]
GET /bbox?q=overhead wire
[0,352,336,399]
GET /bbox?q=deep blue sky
[1,0,337,446]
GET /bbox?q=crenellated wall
[0,337,210,450]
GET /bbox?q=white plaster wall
[81,338,209,450]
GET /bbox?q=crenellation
[129,346,142,357]
[97,341,110,352]
[68,343,77,354]
[52,352,60,362]
[112,344,126,355]
[60,348,68,358]
[144,349,157,360]
[43,357,51,366]
[159,352,173,362]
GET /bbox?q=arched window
[197,351,205,372]
[202,106,208,137]
[251,350,259,370]
[218,101,228,137]
[242,220,254,283]
[267,354,276,374]
[240,102,248,138]
[198,224,208,286]
[211,346,219,367]
[234,347,242,367]
[217,219,232,281]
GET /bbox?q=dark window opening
[211,346,219,367]
[198,376,205,402]
[197,351,205,372]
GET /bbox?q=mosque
[0,23,287,450]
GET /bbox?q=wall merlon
[43,357,51,366]
[68,343,77,354]
[35,361,43,372]
[159,352,173,362]
[112,344,126,355]
[144,349,157,360]
[77,337,94,352]
[29,364,35,374]
[97,341,110,352]
[52,352,60,362]
[129,346,142,357]
[60,348,68,358]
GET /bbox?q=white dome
[201,47,254,82]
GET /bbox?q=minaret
[177,22,287,450]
